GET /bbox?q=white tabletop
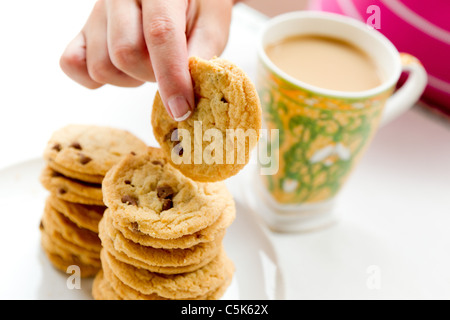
[1,1,450,300]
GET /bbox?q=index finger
[142,0,194,121]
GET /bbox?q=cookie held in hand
[152,56,262,182]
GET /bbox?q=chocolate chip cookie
[92,270,122,300]
[43,124,148,183]
[40,166,104,206]
[40,210,101,278]
[100,248,234,299]
[40,124,148,278]
[152,56,262,182]
[47,196,104,233]
[42,198,102,252]
[105,205,234,249]
[96,255,233,300]
[102,147,235,240]
[99,214,224,274]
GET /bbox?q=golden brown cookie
[47,196,104,233]
[152,56,262,182]
[99,215,224,274]
[47,161,105,185]
[100,248,234,299]
[40,166,104,206]
[101,253,232,300]
[107,206,234,249]
[92,270,123,300]
[43,124,148,183]
[40,230,101,277]
[101,257,166,300]
[42,247,100,278]
[42,199,102,253]
[102,147,235,240]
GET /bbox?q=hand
[60,0,234,121]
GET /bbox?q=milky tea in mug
[265,35,382,92]
[254,12,427,231]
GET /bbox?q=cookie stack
[92,147,236,300]
[39,125,148,277]
[92,56,262,300]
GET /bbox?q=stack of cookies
[39,125,148,277]
[93,147,236,300]
[92,56,262,300]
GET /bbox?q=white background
[1,1,450,299]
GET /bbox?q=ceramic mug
[252,11,427,232]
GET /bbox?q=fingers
[60,0,144,89]
[105,0,155,82]
[84,0,144,87]
[142,0,194,121]
[60,0,234,124]
[187,0,233,60]
[60,33,103,89]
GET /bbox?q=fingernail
[168,96,192,122]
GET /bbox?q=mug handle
[380,53,428,126]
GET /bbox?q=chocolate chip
[221,96,228,104]
[161,198,173,211]
[131,222,140,233]
[157,185,175,199]
[151,160,164,167]
[70,142,82,150]
[130,151,136,156]
[39,220,44,231]
[52,143,61,152]
[121,195,138,206]
[79,153,92,165]
[124,180,135,187]
[58,188,67,195]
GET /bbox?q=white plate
[0,158,284,300]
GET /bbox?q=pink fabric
[308,0,450,111]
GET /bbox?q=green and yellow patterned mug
[254,12,427,232]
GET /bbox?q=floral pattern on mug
[258,64,393,204]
